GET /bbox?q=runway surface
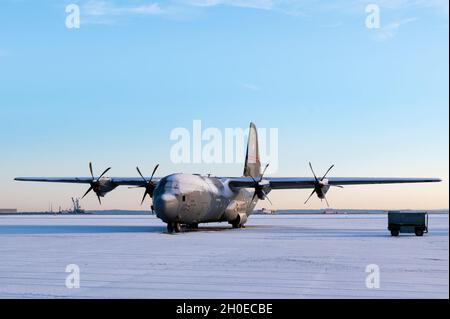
[0,214,448,299]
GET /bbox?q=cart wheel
[391,230,399,237]
[415,229,424,237]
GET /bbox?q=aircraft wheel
[167,223,174,234]
[391,230,399,237]
[174,222,182,233]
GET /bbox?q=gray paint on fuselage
[153,173,258,225]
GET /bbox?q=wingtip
[426,178,442,183]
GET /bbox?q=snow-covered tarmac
[0,214,448,299]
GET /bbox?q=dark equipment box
[388,211,428,237]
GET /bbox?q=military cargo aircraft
[15,123,441,233]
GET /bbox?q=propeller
[133,164,159,209]
[250,163,272,205]
[304,162,343,207]
[81,162,111,205]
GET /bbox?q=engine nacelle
[316,184,330,199]
[95,178,118,197]
[254,180,272,200]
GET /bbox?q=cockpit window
[158,178,168,189]
[164,181,179,189]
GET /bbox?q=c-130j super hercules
[16,123,441,233]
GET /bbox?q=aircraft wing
[227,177,442,190]
[14,177,160,187]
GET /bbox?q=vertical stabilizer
[243,122,262,177]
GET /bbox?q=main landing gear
[186,223,199,230]
[167,222,181,234]
[231,222,245,229]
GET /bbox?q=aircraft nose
[154,193,179,222]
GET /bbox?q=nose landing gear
[167,222,181,234]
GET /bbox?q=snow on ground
[0,214,448,299]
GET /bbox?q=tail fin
[243,122,261,177]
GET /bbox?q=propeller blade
[98,167,111,180]
[89,162,94,180]
[309,162,319,182]
[252,191,258,202]
[136,166,147,182]
[262,190,273,205]
[141,191,148,206]
[82,186,93,199]
[150,164,160,182]
[259,163,270,182]
[331,185,344,189]
[324,196,330,207]
[304,189,316,205]
[97,194,102,205]
[321,165,335,181]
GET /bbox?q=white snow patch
[0,214,448,299]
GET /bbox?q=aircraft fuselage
[152,173,258,228]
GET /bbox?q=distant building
[323,210,340,214]
[0,209,18,214]
[258,208,276,215]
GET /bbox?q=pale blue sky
[0,0,448,211]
